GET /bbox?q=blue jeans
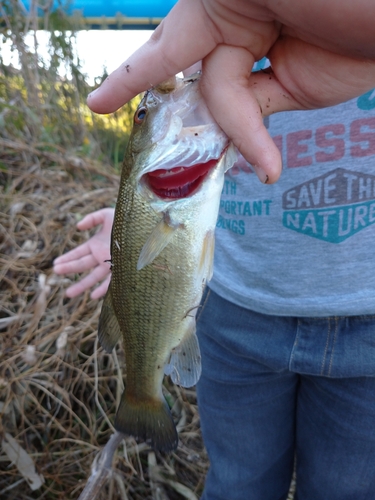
[196,288,375,500]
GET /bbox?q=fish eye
[134,107,147,124]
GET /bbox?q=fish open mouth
[145,159,218,199]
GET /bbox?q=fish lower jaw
[149,174,207,199]
[144,159,217,200]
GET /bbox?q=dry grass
[0,4,296,492]
[0,143,208,499]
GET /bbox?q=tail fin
[114,391,178,453]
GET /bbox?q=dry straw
[0,2,295,497]
[0,143,208,499]
[0,2,207,497]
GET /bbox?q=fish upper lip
[146,160,217,188]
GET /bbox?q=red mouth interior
[145,159,217,199]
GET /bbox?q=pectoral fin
[164,325,201,388]
[98,284,122,353]
[137,212,182,270]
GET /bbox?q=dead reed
[0,143,208,499]
[0,2,295,496]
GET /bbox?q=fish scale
[97,73,235,452]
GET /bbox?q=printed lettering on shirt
[225,116,375,177]
[217,180,273,236]
[282,168,375,242]
[274,118,375,169]
[216,216,245,235]
[357,89,375,110]
[218,89,375,242]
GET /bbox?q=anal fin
[98,283,122,353]
[164,326,202,388]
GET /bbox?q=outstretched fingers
[90,275,111,300]
[54,254,98,275]
[76,208,114,231]
[65,265,111,298]
[53,243,92,268]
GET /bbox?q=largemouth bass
[98,73,235,452]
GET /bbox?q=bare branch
[77,431,125,500]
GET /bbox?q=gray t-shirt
[210,88,375,317]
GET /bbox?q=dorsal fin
[98,283,122,353]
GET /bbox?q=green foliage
[0,0,138,167]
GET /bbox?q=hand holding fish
[87,0,375,184]
[53,208,114,299]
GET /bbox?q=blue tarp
[20,1,177,29]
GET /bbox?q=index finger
[87,0,216,114]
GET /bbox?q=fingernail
[252,164,269,184]
[87,88,99,100]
